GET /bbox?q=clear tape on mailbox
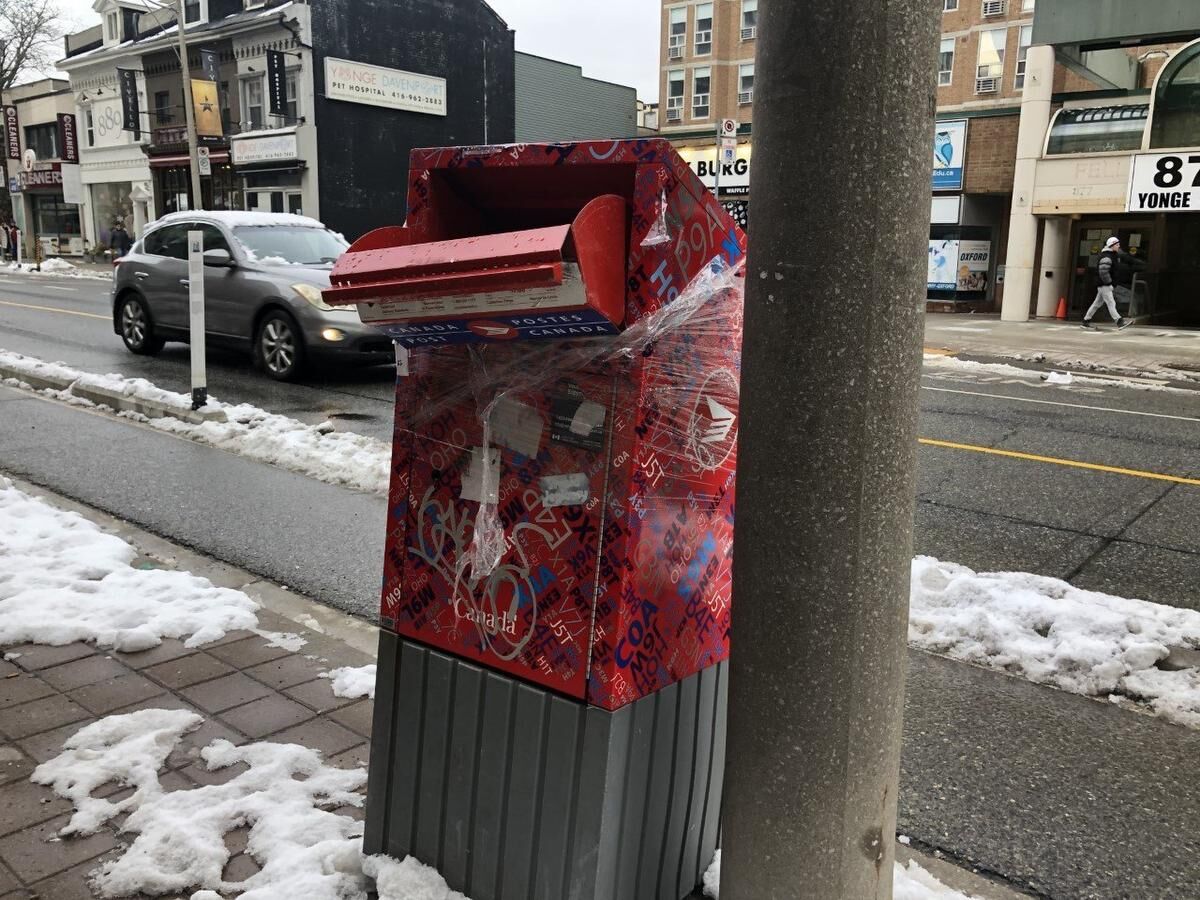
[397,255,745,589]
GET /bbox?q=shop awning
[148,151,231,169]
[234,161,307,175]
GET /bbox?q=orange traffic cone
[1055,296,1067,320]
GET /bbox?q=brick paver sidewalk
[0,493,376,899]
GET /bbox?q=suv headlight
[293,282,334,311]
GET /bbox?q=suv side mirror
[204,248,235,268]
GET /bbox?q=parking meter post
[187,229,207,409]
[720,1,940,898]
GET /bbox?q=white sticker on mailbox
[540,473,590,509]
[461,447,500,504]
[490,397,544,459]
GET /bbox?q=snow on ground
[911,557,1200,728]
[323,664,376,699]
[923,353,1188,392]
[0,349,390,495]
[35,711,968,900]
[701,850,979,899]
[0,478,299,652]
[32,709,469,900]
[5,259,113,280]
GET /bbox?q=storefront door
[29,194,83,256]
[1069,220,1155,319]
[245,190,302,216]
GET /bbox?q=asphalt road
[3,273,1200,898]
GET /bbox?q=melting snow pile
[910,557,1200,728]
[0,479,265,651]
[323,664,376,700]
[701,850,979,899]
[6,259,111,279]
[32,709,469,900]
[0,479,302,652]
[0,349,390,494]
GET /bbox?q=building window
[977,28,1006,80]
[668,7,687,58]
[692,66,711,119]
[183,0,201,23]
[739,63,754,104]
[741,0,757,39]
[943,0,958,11]
[939,37,955,86]
[1022,0,1035,10]
[220,81,232,132]
[154,90,172,125]
[1015,26,1033,90]
[285,71,299,121]
[85,109,95,147]
[666,68,685,122]
[241,76,264,130]
[24,123,58,160]
[105,11,120,42]
[695,2,713,56]
[1149,43,1200,148]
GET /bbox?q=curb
[0,362,227,425]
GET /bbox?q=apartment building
[658,1,757,229]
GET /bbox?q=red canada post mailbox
[326,139,746,900]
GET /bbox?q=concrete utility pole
[721,1,939,898]
[176,0,203,211]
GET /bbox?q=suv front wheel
[118,295,165,355]
[254,310,306,381]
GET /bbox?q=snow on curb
[923,352,1195,391]
[911,557,1200,728]
[0,479,299,652]
[702,849,980,899]
[0,349,390,495]
[5,259,113,281]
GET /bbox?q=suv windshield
[232,225,349,266]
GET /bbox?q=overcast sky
[52,0,661,101]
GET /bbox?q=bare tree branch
[0,0,64,92]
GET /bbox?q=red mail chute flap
[324,194,627,347]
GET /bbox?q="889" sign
[1128,153,1200,213]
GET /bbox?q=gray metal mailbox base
[365,632,728,900]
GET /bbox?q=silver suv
[111,211,391,380]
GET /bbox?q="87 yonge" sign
[1128,152,1200,212]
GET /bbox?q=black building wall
[311,0,515,240]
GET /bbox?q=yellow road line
[0,299,108,320]
[922,347,955,356]
[919,437,1200,486]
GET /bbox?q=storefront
[230,128,306,215]
[927,118,1005,311]
[18,164,83,256]
[675,140,752,230]
[147,127,237,213]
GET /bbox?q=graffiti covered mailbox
[325,139,746,900]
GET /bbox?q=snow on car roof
[148,211,329,231]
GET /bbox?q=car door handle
[135,271,150,279]
[180,279,190,286]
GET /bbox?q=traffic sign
[720,118,738,138]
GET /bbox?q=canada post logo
[467,321,518,340]
[687,369,739,471]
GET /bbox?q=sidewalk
[925,313,1200,383]
[0,477,1031,900]
[0,478,377,899]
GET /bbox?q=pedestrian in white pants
[1085,284,1120,323]
[1082,236,1131,329]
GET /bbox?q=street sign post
[187,230,207,409]
[197,145,212,176]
